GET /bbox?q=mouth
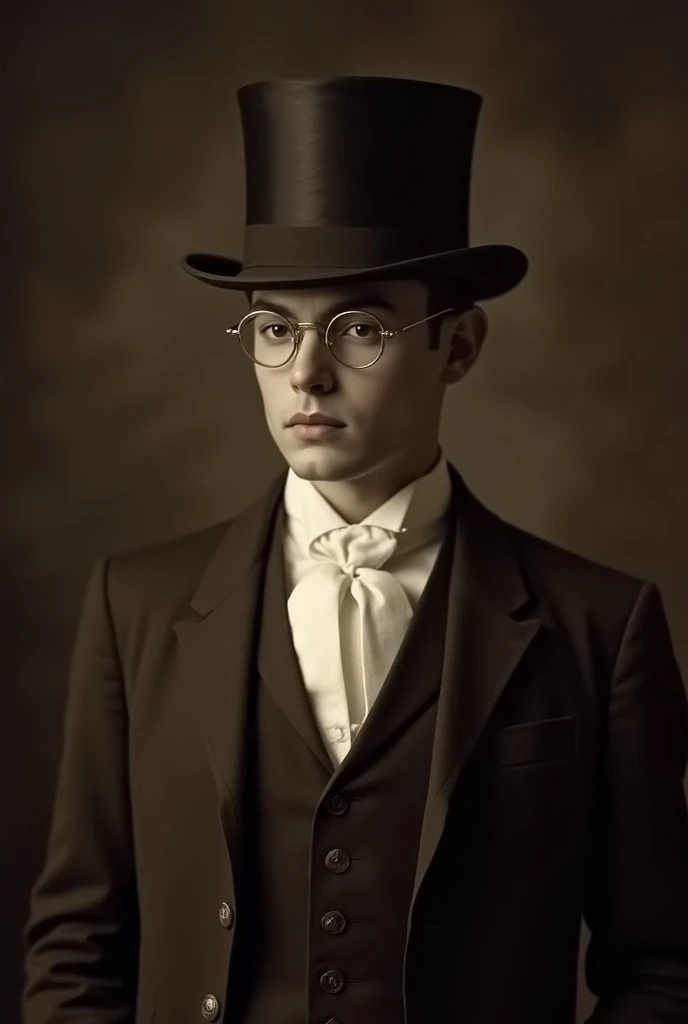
[286,414,346,428]
[288,422,346,441]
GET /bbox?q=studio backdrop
[3,2,687,1022]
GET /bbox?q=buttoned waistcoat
[226,497,455,1024]
[22,464,688,1024]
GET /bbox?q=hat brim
[180,244,528,301]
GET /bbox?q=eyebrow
[249,294,397,319]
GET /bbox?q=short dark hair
[422,279,475,350]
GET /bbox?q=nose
[289,324,336,392]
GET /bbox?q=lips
[287,413,345,427]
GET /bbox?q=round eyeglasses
[225,307,456,369]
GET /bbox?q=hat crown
[237,76,482,244]
[181,75,528,299]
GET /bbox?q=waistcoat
[226,497,456,1024]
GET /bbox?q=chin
[286,452,347,481]
[282,441,365,482]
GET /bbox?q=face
[247,279,487,502]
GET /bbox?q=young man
[22,77,688,1024]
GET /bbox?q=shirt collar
[282,446,452,552]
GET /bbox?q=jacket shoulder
[452,464,647,618]
[501,512,647,629]
[98,470,288,632]
[105,519,232,621]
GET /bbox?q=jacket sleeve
[583,581,688,1022]
[22,557,139,1024]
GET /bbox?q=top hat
[181,76,528,300]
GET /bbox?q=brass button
[320,969,345,994]
[324,848,350,874]
[321,910,347,934]
[327,793,348,815]
[218,902,233,929]
[201,993,220,1021]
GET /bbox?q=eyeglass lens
[239,310,384,368]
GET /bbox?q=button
[325,848,350,873]
[218,902,233,928]
[201,993,220,1021]
[321,910,347,934]
[320,969,345,993]
[327,794,348,815]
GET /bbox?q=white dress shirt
[282,449,452,766]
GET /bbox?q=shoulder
[506,517,644,609]
[97,470,288,628]
[493,511,655,668]
[480,508,665,685]
[103,519,232,623]
[451,458,646,620]
[449,463,646,624]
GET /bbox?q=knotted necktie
[287,523,414,763]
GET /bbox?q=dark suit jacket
[22,465,688,1022]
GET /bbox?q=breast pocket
[492,714,578,768]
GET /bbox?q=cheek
[355,370,422,430]
[365,356,434,405]
[254,372,279,420]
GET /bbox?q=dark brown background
[3,1,687,1021]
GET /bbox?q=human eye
[342,319,378,340]
[259,320,291,340]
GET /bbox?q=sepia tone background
[3,0,687,1020]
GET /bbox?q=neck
[310,445,442,523]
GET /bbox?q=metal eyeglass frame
[225,306,456,369]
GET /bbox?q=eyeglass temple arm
[396,307,456,334]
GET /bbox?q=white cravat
[283,449,452,765]
[287,523,415,763]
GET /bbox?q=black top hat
[182,76,528,300]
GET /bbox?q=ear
[440,306,488,385]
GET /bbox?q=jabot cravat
[287,522,414,761]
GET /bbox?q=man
[22,77,688,1024]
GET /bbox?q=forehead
[251,279,427,314]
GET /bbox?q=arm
[583,581,688,1022]
[22,558,139,1024]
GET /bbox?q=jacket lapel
[410,464,542,907]
[172,469,289,871]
